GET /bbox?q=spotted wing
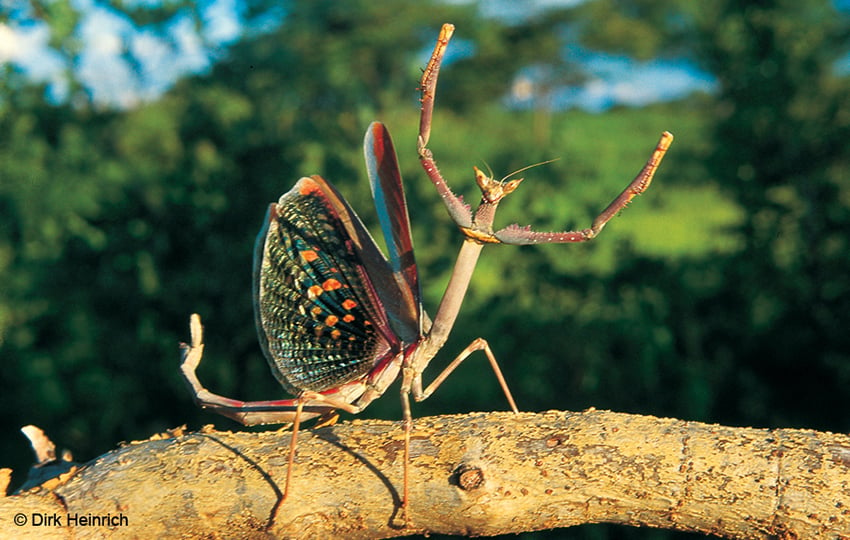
[253,176,401,395]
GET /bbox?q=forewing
[364,122,422,342]
[253,176,400,395]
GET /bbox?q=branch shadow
[189,424,406,531]
[189,433,284,530]
[312,424,406,530]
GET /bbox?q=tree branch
[3,410,850,538]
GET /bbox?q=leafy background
[2,1,850,538]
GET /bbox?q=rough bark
[2,409,850,539]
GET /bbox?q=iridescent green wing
[253,176,401,394]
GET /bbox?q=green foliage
[690,0,850,433]
[2,1,850,539]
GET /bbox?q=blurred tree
[573,0,850,432]
[690,0,850,430]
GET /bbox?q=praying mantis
[180,22,673,525]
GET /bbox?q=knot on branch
[451,463,485,491]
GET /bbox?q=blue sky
[505,47,717,112]
[2,0,843,111]
[0,0,242,107]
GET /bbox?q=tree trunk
[2,409,850,538]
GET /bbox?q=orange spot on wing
[299,180,321,196]
[308,285,323,298]
[342,314,355,323]
[301,250,319,262]
[325,315,339,326]
[322,279,342,291]
[342,299,358,310]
